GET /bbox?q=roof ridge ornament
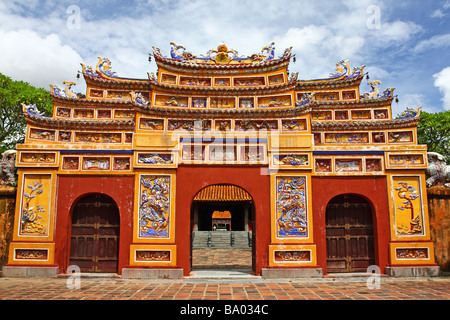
[21,103,45,117]
[360,80,395,100]
[248,41,276,63]
[329,59,351,79]
[96,57,118,78]
[399,106,421,119]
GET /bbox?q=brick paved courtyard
[0,276,448,301]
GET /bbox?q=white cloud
[0,29,83,89]
[431,9,445,18]
[414,33,450,52]
[377,20,422,42]
[433,66,450,110]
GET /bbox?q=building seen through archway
[191,184,254,271]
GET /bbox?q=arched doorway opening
[326,194,375,273]
[69,193,120,273]
[191,184,255,272]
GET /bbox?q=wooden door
[326,195,375,273]
[69,194,120,273]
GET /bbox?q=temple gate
[3,41,439,278]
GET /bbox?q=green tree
[417,110,450,163]
[0,73,53,153]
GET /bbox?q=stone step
[192,231,252,249]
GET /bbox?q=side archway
[69,193,120,273]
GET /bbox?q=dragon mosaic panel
[139,175,171,239]
[275,176,308,238]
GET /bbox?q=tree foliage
[0,73,53,153]
[417,110,450,163]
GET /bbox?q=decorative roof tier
[152,41,293,75]
[311,117,420,131]
[22,103,135,130]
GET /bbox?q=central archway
[326,194,375,273]
[191,184,255,272]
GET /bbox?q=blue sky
[0,0,449,115]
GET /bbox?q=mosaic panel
[235,120,278,131]
[58,131,72,142]
[240,145,264,162]
[366,158,382,172]
[75,132,122,143]
[155,94,188,108]
[275,176,308,238]
[82,157,110,170]
[20,153,56,164]
[29,128,55,141]
[273,154,309,166]
[214,78,230,86]
[268,74,284,85]
[136,250,171,262]
[139,118,164,130]
[19,174,52,236]
[388,131,413,143]
[56,107,71,117]
[234,77,265,86]
[315,159,332,172]
[281,119,307,131]
[62,157,79,170]
[210,97,235,109]
[258,95,291,108]
[335,110,349,120]
[15,249,48,260]
[179,76,211,86]
[389,154,424,166]
[137,153,174,165]
[396,248,428,260]
[182,145,205,161]
[392,176,425,237]
[113,157,130,170]
[139,175,171,239]
[239,98,254,109]
[274,250,311,262]
[324,132,369,144]
[335,159,362,172]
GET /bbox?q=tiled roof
[194,184,252,202]
[212,211,232,219]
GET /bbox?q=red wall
[175,165,271,276]
[54,175,135,274]
[311,176,390,274]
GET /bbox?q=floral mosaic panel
[19,174,52,236]
[392,176,425,236]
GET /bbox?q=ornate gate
[326,195,375,273]
[69,194,120,273]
